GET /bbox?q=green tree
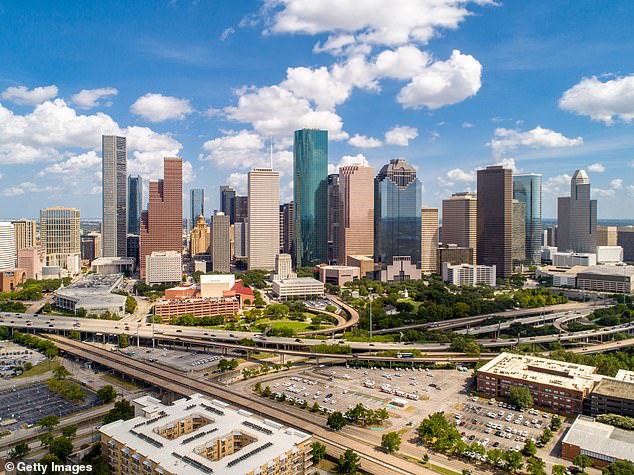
[327,411,347,431]
[487,448,503,467]
[119,333,129,348]
[310,402,320,412]
[503,450,524,473]
[254,382,262,393]
[53,365,71,380]
[68,330,81,340]
[97,385,117,404]
[381,431,401,453]
[50,436,73,461]
[42,302,53,313]
[8,442,30,460]
[76,307,87,318]
[103,400,135,424]
[509,385,533,409]
[550,416,562,431]
[523,439,537,457]
[62,426,77,439]
[312,441,326,464]
[125,296,138,314]
[540,428,553,445]
[337,449,361,475]
[573,454,593,473]
[418,413,461,451]
[603,459,634,475]
[552,464,567,475]
[526,457,547,475]
[39,433,54,450]
[261,386,272,397]
[39,415,60,433]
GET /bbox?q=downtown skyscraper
[127,175,142,235]
[557,169,597,253]
[338,165,374,264]
[220,186,236,224]
[513,173,542,264]
[441,192,477,264]
[374,158,422,266]
[102,135,127,257]
[293,129,328,266]
[190,188,204,225]
[248,168,280,270]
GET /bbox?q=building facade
[293,129,328,266]
[597,225,618,247]
[338,165,375,265]
[558,170,597,253]
[442,262,496,287]
[17,246,45,280]
[155,298,240,321]
[0,222,16,270]
[319,265,360,286]
[127,175,142,235]
[618,227,634,262]
[513,174,542,265]
[190,215,210,256]
[248,168,280,270]
[40,207,81,269]
[437,245,473,271]
[145,251,182,285]
[271,277,325,300]
[421,207,439,274]
[81,233,102,263]
[102,135,128,258]
[211,211,230,273]
[512,199,526,266]
[327,173,340,263]
[280,202,295,258]
[441,192,477,264]
[11,219,37,251]
[190,189,205,228]
[220,185,236,224]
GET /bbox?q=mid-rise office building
[127,175,142,235]
[375,158,422,266]
[338,165,374,265]
[234,222,247,259]
[145,251,182,285]
[442,262,496,287]
[558,170,597,253]
[512,199,526,266]
[271,277,325,300]
[513,174,542,264]
[190,189,205,227]
[618,227,634,262]
[17,246,45,280]
[127,235,140,269]
[280,202,295,257]
[11,219,37,251]
[552,251,597,267]
[597,225,618,247]
[190,215,210,256]
[40,207,81,269]
[294,128,328,266]
[543,225,557,247]
[102,135,127,258]
[327,173,340,263]
[441,192,477,264]
[140,157,182,279]
[220,185,236,224]
[272,253,295,281]
[81,233,102,263]
[437,244,473,270]
[477,166,513,278]
[248,168,280,270]
[421,207,439,274]
[211,211,230,273]
[0,222,16,269]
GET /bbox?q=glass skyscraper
[190,188,205,225]
[293,129,328,266]
[513,174,542,265]
[374,159,422,266]
[127,175,142,235]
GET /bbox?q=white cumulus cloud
[71,87,118,109]
[587,162,606,173]
[594,178,623,198]
[1,85,58,105]
[328,153,370,174]
[348,134,382,148]
[130,93,193,122]
[385,125,418,146]
[489,126,583,158]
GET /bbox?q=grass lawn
[263,320,334,331]
[16,357,58,378]
[101,373,142,391]
[428,463,461,475]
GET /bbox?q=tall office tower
[248,168,280,270]
[234,222,247,259]
[293,129,328,266]
[210,211,230,273]
[40,207,81,268]
[618,227,634,262]
[512,199,526,266]
[374,158,422,266]
[421,207,439,274]
[513,174,542,265]
[220,186,236,224]
[234,196,248,223]
[127,176,142,235]
[476,165,513,278]
[327,173,340,263]
[102,135,127,258]
[139,157,183,279]
[11,219,36,252]
[544,225,557,247]
[441,192,477,264]
[597,226,618,246]
[0,222,16,269]
[190,189,204,227]
[338,165,374,264]
[189,215,210,256]
[280,202,295,257]
[557,170,597,253]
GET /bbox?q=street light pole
[367,288,374,340]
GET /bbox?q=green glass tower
[293,129,328,266]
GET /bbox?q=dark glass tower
[190,189,204,225]
[127,175,142,235]
[220,186,236,224]
[513,174,542,265]
[374,158,422,266]
[293,129,328,266]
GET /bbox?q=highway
[47,335,433,475]
[298,295,360,336]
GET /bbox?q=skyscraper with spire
[557,170,597,253]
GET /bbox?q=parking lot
[260,365,472,429]
[125,347,227,372]
[451,394,554,453]
[0,382,100,431]
[0,341,45,377]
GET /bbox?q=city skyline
[1,1,634,220]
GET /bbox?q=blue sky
[1,0,634,220]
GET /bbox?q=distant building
[155,297,240,321]
[272,253,295,281]
[234,196,248,223]
[234,222,247,259]
[596,246,623,264]
[280,202,295,258]
[248,168,280,270]
[0,269,26,292]
[17,246,45,280]
[55,273,126,316]
[543,225,558,247]
[347,255,375,278]
[513,173,542,265]
[91,257,135,275]
[421,207,439,274]
[378,256,421,282]
[597,225,618,247]
[11,219,37,251]
[442,262,496,287]
[271,277,325,300]
[220,185,236,223]
[512,199,526,266]
[327,173,340,263]
[338,165,374,265]
[0,222,16,270]
[210,211,230,273]
[190,215,210,256]
[40,207,81,271]
[127,175,142,235]
[558,170,597,253]
[190,189,204,228]
[127,234,139,269]
[319,265,359,286]
[442,192,477,264]
[81,233,101,263]
[552,252,597,267]
[618,226,634,262]
[200,274,236,299]
[102,135,127,258]
[577,265,634,293]
[437,244,473,271]
[145,251,182,285]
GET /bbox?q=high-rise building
[139,157,182,279]
[11,219,36,251]
[248,168,280,270]
[81,233,101,263]
[102,135,127,258]
[234,222,247,259]
[327,173,340,263]
[210,211,230,273]
[190,188,204,227]
[544,225,557,247]
[190,215,210,256]
[220,186,236,224]
[597,226,618,247]
[280,202,295,257]
[0,222,16,270]
[127,175,142,235]
[234,196,248,223]
[441,192,477,264]
[40,207,81,269]
[293,129,328,266]
[618,227,634,262]
[374,158,422,266]
[338,165,374,265]
[513,174,542,265]
[557,170,597,253]
[421,207,439,274]
[477,165,513,278]
[512,199,526,266]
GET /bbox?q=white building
[596,246,624,264]
[271,277,325,300]
[541,246,558,263]
[100,393,313,475]
[319,265,359,286]
[200,274,235,298]
[248,168,280,270]
[552,251,597,267]
[0,222,16,270]
[442,262,496,287]
[91,257,135,275]
[54,274,126,316]
[271,253,296,281]
[145,251,182,285]
[378,256,421,282]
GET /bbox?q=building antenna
[269,137,274,169]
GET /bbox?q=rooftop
[578,265,634,277]
[55,274,126,310]
[91,257,135,265]
[478,352,600,392]
[592,378,634,399]
[614,369,634,383]
[273,277,324,285]
[563,415,634,461]
[100,394,311,475]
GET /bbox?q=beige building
[12,219,37,251]
[210,211,230,273]
[17,246,46,280]
[248,168,280,270]
[100,394,313,475]
[145,251,182,285]
[338,165,374,263]
[319,265,360,286]
[347,255,375,278]
[421,207,439,274]
[272,253,295,281]
[271,277,325,300]
[190,215,210,256]
[39,207,81,269]
[442,192,477,264]
[200,274,236,298]
[597,225,618,246]
[512,199,526,265]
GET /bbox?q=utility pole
[368,288,374,340]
